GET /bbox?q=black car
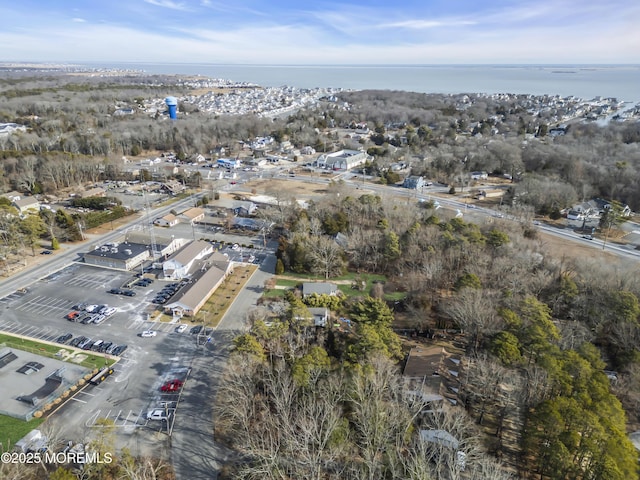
[112,345,128,356]
[108,288,123,295]
[190,325,203,335]
[70,336,86,347]
[121,290,136,297]
[56,333,73,344]
[99,341,113,353]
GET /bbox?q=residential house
[12,196,40,214]
[153,213,179,228]
[161,180,186,196]
[403,175,426,190]
[470,171,488,180]
[302,282,339,298]
[2,191,23,202]
[403,345,462,405]
[308,307,329,327]
[0,123,27,136]
[233,201,257,217]
[179,207,205,225]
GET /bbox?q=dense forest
[2,72,640,479]
[220,185,640,479]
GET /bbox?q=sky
[1,0,639,65]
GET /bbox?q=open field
[0,415,44,450]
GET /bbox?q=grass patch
[277,271,404,301]
[0,415,44,450]
[0,333,114,370]
[275,278,301,288]
[263,288,287,298]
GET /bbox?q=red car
[160,379,184,392]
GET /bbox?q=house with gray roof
[12,196,40,214]
[403,175,426,189]
[302,282,339,298]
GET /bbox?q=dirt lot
[536,230,635,267]
[240,178,330,200]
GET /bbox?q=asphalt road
[170,252,276,479]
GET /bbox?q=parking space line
[85,410,101,427]
[71,397,87,403]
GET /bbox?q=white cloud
[380,19,476,29]
[1,3,639,65]
[72,18,86,23]
[143,0,190,11]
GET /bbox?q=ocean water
[88,63,640,103]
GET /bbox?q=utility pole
[142,187,158,261]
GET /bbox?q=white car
[175,324,187,333]
[140,330,157,338]
[231,243,239,250]
[146,408,167,421]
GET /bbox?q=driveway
[170,252,276,479]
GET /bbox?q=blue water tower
[165,96,178,120]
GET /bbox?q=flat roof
[85,242,148,261]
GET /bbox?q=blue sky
[1,0,638,64]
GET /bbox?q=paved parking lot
[0,263,204,448]
[0,229,272,461]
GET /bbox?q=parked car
[108,288,123,295]
[56,333,73,344]
[112,345,128,356]
[121,290,136,297]
[175,324,187,333]
[146,409,168,421]
[190,325,203,335]
[160,379,184,392]
[140,330,157,338]
[70,336,86,347]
